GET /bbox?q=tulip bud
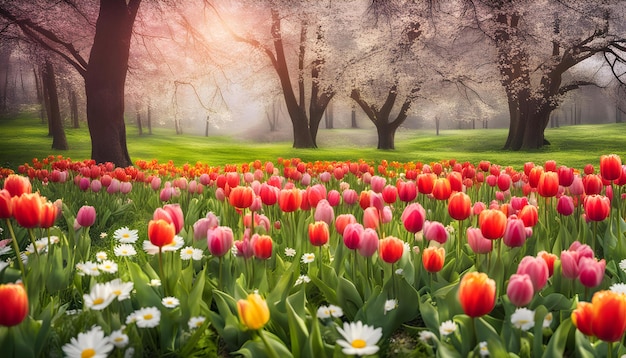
[237,293,270,330]
[506,274,534,307]
[0,283,28,326]
[76,205,96,227]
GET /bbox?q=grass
[1,111,625,171]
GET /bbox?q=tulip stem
[608,341,613,358]
[27,229,39,258]
[258,329,280,358]
[218,256,223,291]
[6,219,26,283]
[158,247,167,296]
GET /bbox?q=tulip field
[1,154,626,357]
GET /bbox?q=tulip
[432,178,452,200]
[497,173,511,191]
[307,184,327,208]
[381,185,397,204]
[76,205,96,227]
[342,189,358,205]
[358,190,371,210]
[251,234,273,260]
[458,272,496,317]
[528,166,543,188]
[401,203,426,233]
[417,173,436,194]
[327,190,341,206]
[0,189,12,218]
[308,221,330,247]
[537,250,557,277]
[379,236,404,264]
[466,228,493,254]
[478,209,507,240]
[148,219,176,248]
[161,204,184,234]
[503,216,527,248]
[370,175,386,193]
[237,293,270,330]
[335,214,357,236]
[3,174,31,197]
[78,177,90,191]
[422,221,449,244]
[558,166,575,187]
[107,179,121,194]
[0,283,28,326]
[358,229,379,257]
[516,256,549,292]
[578,257,605,288]
[560,250,580,279]
[207,226,234,257]
[572,290,626,342]
[381,206,392,224]
[229,186,254,209]
[363,207,380,229]
[556,195,575,216]
[600,154,622,181]
[299,190,311,211]
[314,199,335,226]
[448,172,463,192]
[584,195,610,221]
[537,171,559,197]
[278,188,302,212]
[342,223,364,250]
[448,192,471,221]
[506,274,535,307]
[583,174,603,195]
[422,246,445,273]
[397,180,417,202]
[518,204,538,227]
[259,183,279,206]
[12,193,43,228]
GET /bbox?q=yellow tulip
[237,293,270,330]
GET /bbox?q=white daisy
[97,260,118,274]
[301,253,315,264]
[284,247,296,257]
[384,299,397,313]
[180,246,195,260]
[439,320,457,337]
[190,248,203,261]
[479,341,490,357]
[95,251,107,262]
[61,325,114,358]
[133,307,161,328]
[114,244,137,257]
[149,279,162,287]
[188,316,206,330]
[109,329,129,348]
[620,259,626,272]
[610,283,626,295]
[328,304,343,318]
[543,312,553,329]
[114,227,139,243]
[335,321,383,356]
[125,312,137,325]
[83,283,115,311]
[143,236,184,255]
[162,296,180,308]
[76,261,100,276]
[418,330,436,343]
[394,268,404,275]
[295,275,311,285]
[317,306,331,319]
[511,308,535,331]
[109,279,134,301]
[100,232,108,239]
[65,309,82,316]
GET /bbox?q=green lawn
[1,112,625,171]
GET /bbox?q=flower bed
[0,155,625,357]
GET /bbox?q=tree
[42,59,68,150]
[462,0,626,150]
[0,0,142,167]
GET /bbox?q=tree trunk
[43,60,68,150]
[325,101,334,129]
[351,107,357,128]
[41,65,50,134]
[147,103,152,135]
[435,118,440,136]
[376,124,396,149]
[70,90,79,128]
[84,0,140,167]
[205,115,210,136]
[136,110,143,136]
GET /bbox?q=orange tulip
[308,221,329,247]
[278,188,302,213]
[478,209,507,240]
[3,174,31,197]
[422,246,445,273]
[417,173,436,195]
[448,192,471,221]
[148,219,176,247]
[0,283,29,326]
[229,186,254,209]
[12,193,43,228]
[432,177,451,200]
[39,200,59,229]
[572,290,626,342]
[379,236,404,264]
[458,272,496,318]
[251,234,273,260]
[537,171,559,198]
[518,205,538,227]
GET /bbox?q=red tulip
[432,178,452,200]
[556,195,575,216]
[229,186,254,209]
[381,185,398,204]
[497,173,511,191]
[518,204,538,227]
[259,183,279,206]
[0,283,28,326]
[458,272,496,318]
[0,189,12,219]
[278,188,302,212]
[397,180,417,202]
[422,246,445,273]
[3,174,31,197]
[342,223,364,250]
[583,174,603,195]
[528,166,543,188]
[307,184,327,208]
[417,173,436,194]
[506,274,535,307]
[379,236,404,264]
[207,226,234,257]
[12,193,43,228]
[358,190,371,210]
[148,219,175,248]
[558,166,575,187]
[478,209,507,240]
[584,195,611,222]
[401,203,426,233]
[308,221,329,247]
[251,234,273,260]
[537,171,559,197]
[448,192,471,221]
[600,154,622,181]
[544,160,557,172]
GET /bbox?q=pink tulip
[556,195,575,216]
[342,189,358,205]
[327,190,341,206]
[507,274,535,307]
[578,257,606,288]
[423,221,449,244]
[314,199,335,226]
[234,236,254,259]
[120,182,132,194]
[343,223,364,250]
[466,227,492,254]
[76,205,96,227]
[358,228,379,257]
[516,256,549,292]
[401,203,426,233]
[79,177,90,191]
[107,179,121,194]
[560,250,580,279]
[370,175,386,193]
[90,179,102,192]
[193,216,218,241]
[503,216,527,248]
[363,207,380,229]
[207,226,234,257]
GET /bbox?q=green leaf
[541,318,574,358]
[336,276,363,320]
[285,290,309,356]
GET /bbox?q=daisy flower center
[143,314,153,320]
[93,298,104,305]
[81,348,96,358]
[113,290,121,295]
[351,339,366,349]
